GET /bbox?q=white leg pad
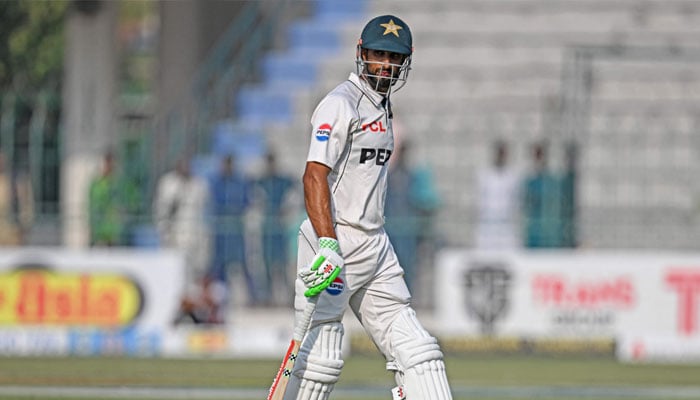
[403,359,452,399]
[388,307,453,400]
[296,380,333,400]
[286,322,344,400]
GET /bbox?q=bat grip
[292,296,318,342]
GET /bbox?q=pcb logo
[463,262,511,335]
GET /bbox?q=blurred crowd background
[1,0,699,321]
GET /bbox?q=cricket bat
[267,297,318,400]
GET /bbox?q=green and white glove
[299,237,344,297]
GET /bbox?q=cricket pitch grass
[1,354,700,400]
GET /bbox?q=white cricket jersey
[307,72,394,231]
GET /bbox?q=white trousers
[294,219,412,358]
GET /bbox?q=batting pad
[403,359,452,399]
[287,322,344,400]
[388,307,453,399]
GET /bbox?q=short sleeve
[307,94,355,169]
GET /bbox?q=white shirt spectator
[475,145,521,249]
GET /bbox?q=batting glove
[299,237,344,297]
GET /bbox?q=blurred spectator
[385,140,440,292]
[523,141,561,248]
[0,152,33,246]
[559,142,578,248]
[154,156,213,323]
[474,140,521,249]
[255,151,296,306]
[88,151,140,246]
[172,274,228,326]
[209,154,257,308]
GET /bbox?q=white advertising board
[617,333,700,363]
[435,249,700,343]
[0,247,185,355]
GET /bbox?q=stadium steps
[233,2,366,125]
[210,0,700,250]
[354,0,700,248]
[211,1,367,177]
[582,106,699,249]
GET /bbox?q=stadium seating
[222,0,700,249]
[233,1,366,124]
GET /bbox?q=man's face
[362,49,406,93]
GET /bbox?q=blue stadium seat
[236,85,293,123]
[209,121,266,170]
[288,21,340,51]
[223,0,366,142]
[263,51,318,86]
[210,120,260,155]
[314,0,365,20]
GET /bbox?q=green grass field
[1,354,700,399]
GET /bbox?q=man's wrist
[319,237,340,254]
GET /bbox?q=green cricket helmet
[356,15,413,94]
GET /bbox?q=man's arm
[299,161,343,297]
[303,161,336,239]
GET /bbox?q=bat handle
[292,296,318,342]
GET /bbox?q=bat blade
[267,297,318,400]
[267,338,302,400]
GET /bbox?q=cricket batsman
[284,14,453,399]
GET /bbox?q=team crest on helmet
[380,19,403,37]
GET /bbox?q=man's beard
[365,75,391,93]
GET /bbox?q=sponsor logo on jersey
[359,148,392,166]
[315,123,332,142]
[361,121,387,133]
[325,277,345,296]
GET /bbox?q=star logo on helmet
[380,19,402,37]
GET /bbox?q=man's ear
[360,48,368,61]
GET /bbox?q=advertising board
[435,249,700,361]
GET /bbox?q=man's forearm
[303,162,336,240]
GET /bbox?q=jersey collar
[348,73,387,108]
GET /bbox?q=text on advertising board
[532,275,635,308]
[0,268,143,326]
[665,269,700,335]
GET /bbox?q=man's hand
[299,237,344,297]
